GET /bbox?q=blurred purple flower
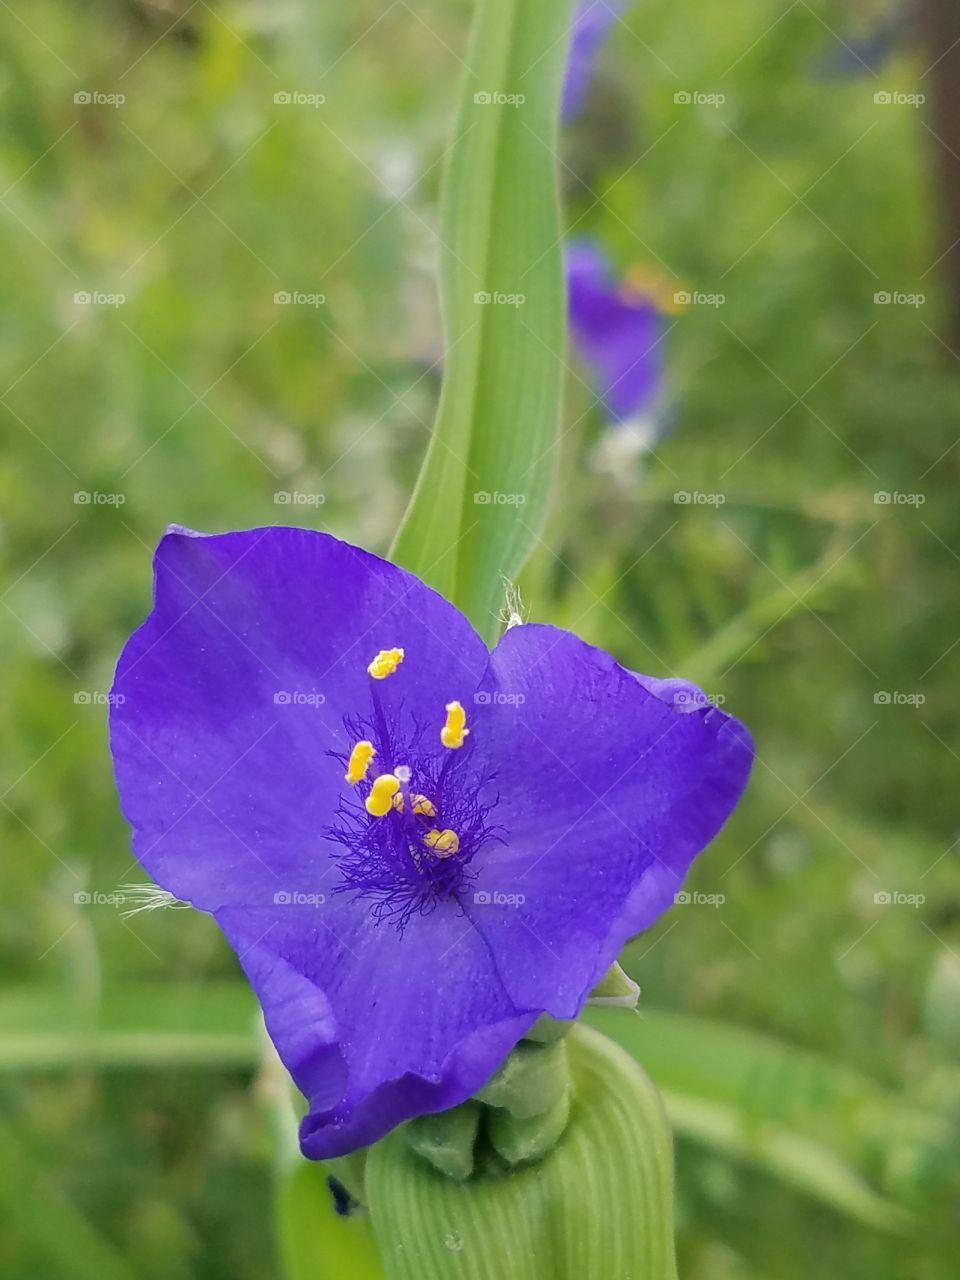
[111,527,753,1157]
[815,15,902,78]
[567,238,665,424]
[562,0,630,121]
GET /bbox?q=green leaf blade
[391,0,572,641]
[587,1007,918,1233]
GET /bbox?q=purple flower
[567,239,665,424]
[562,0,630,121]
[110,526,752,1157]
[814,16,901,78]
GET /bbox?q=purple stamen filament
[326,695,501,931]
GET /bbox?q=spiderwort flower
[110,526,752,1158]
[567,238,667,425]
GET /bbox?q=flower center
[326,650,500,930]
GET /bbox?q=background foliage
[1,1,958,1277]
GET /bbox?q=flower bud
[365,1024,679,1279]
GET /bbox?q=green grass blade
[391,0,572,641]
[0,983,259,1071]
[662,1091,911,1235]
[587,1007,917,1233]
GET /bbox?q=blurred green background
[1,1,958,1277]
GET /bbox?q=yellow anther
[424,828,460,857]
[345,740,375,785]
[440,700,469,749]
[622,263,686,315]
[367,648,405,680]
[391,791,435,817]
[365,773,401,817]
[412,793,436,818]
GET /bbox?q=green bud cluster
[365,1024,680,1280]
